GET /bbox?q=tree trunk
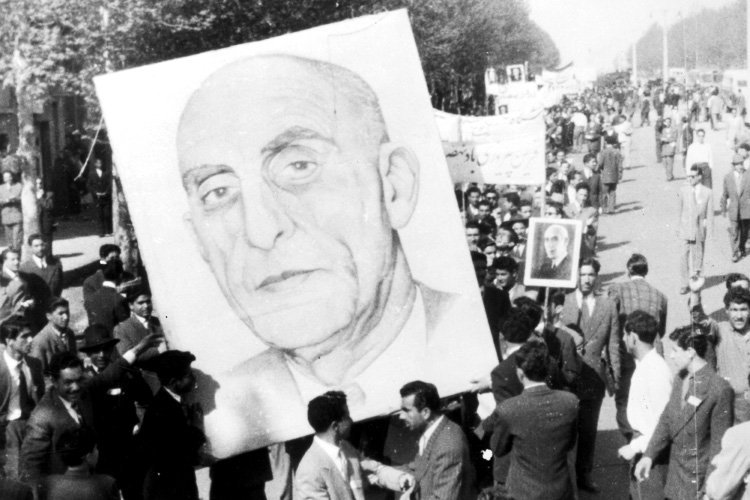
[12,48,40,260]
[112,165,139,276]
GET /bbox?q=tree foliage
[1,0,560,125]
[634,0,746,74]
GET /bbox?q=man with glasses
[677,164,714,294]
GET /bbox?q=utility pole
[662,17,669,86]
[632,43,638,85]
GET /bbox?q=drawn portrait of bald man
[527,219,581,288]
[176,54,474,454]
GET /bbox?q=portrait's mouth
[258,269,316,292]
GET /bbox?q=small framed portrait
[506,64,525,83]
[524,217,583,289]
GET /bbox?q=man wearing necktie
[29,298,77,377]
[295,391,412,500]
[0,318,44,479]
[20,234,64,333]
[114,287,166,364]
[559,258,620,493]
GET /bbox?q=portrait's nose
[241,182,293,250]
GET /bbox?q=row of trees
[0,0,559,259]
[633,0,746,74]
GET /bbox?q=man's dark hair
[0,316,31,344]
[669,325,708,359]
[307,391,348,434]
[465,220,480,231]
[579,257,601,274]
[27,233,43,246]
[57,427,97,467]
[499,308,534,344]
[583,153,597,164]
[465,186,481,199]
[726,273,750,290]
[688,164,702,175]
[724,287,750,309]
[500,192,521,208]
[496,228,519,245]
[400,381,440,413]
[47,297,69,314]
[126,285,151,304]
[493,256,518,274]
[624,310,658,345]
[0,247,20,264]
[626,253,649,277]
[513,340,549,382]
[519,199,532,209]
[574,182,590,194]
[549,289,567,309]
[545,201,563,215]
[478,199,491,209]
[102,259,124,282]
[98,244,121,260]
[513,297,544,330]
[49,352,83,380]
[738,143,750,153]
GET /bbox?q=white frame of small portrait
[524,217,583,289]
[506,64,526,83]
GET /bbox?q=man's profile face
[7,330,32,357]
[543,226,568,260]
[47,306,70,330]
[477,203,490,219]
[399,394,427,432]
[520,205,533,219]
[3,251,20,274]
[177,56,417,352]
[575,188,589,206]
[467,191,480,207]
[494,268,514,289]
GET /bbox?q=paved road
[581,114,741,499]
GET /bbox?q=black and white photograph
[524,217,583,288]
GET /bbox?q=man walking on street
[598,136,623,214]
[720,154,750,262]
[660,117,678,181]
[677,164,713,294]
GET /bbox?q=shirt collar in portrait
[32,255,46,268]
[58,396,81,424]
[551,252,568,267]
[133,313,149,329]
[4,269,17,280]
[286,286,429,418]
[314,436,343,467]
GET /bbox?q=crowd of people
[0,75,750,500]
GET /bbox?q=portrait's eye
[268,146,323,188]
[196,172,240,210]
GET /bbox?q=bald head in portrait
[176,54,467,454]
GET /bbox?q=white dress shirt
[3,350,32,421]
[627,348,673,453]
[418,415,444,456]
[32,255,46,269]
[58,396,82,424]
[685,142,714,170]
[575,290,596,316]
[314,436,348,479]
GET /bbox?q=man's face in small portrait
[543,225,568,260]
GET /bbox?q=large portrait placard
[524,217,583,289]
[94,10,496,458]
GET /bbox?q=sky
[528,0,737,72]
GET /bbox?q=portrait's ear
[379,143,419,230]
[183,212,208,262]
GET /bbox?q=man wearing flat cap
[720,153,750,262]
[79,324,154,500]
[140,351,205,500]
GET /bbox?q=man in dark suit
[491,341,578,500]
[559,257,620,492]
[398,381,476,500]
[29,298,77,376]
[87,158,113,237]
[139,351,205,500]
[22,340,159,487]
[608,253,668,440]
[20,233,63,299]
[42,427,119,500]
[114,287,165,364]
[720,153,750,262]
[80,324,155,500]
[20,234,63,332]
[598,136,623,214]
[82,244,121,305]
[635,326,734,499]
[84,260,129,335]
[582,153,602,212]
[0,318,44,479]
